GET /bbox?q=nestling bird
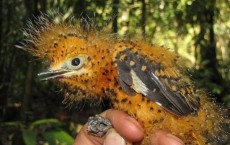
[18,15,229,145]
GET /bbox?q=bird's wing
[115,49,200,116]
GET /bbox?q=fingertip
[125,115,144,132]
[104,129,126,145]
[150,130,184,145]
[102,109,144,142]
[122,116,144,142]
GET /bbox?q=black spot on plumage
[105,69,109,74]
[142,97,145,101]
[121,98,128,103]
[159,118,164,122]
[101,87,105,93]
[67,33,75,37]
[134,113,137,117]
[54,43,58,48]
[58,34,64,38]
[137,104,141,108]
[134,51,138,55]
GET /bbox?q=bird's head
[19,16,117,102]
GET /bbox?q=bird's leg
[87,114,112,137]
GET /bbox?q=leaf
[43,129,74,145]
[0,121,23,127]
[22,130,36,145]
[30,118,61,129]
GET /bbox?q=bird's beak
[38,69,70,81]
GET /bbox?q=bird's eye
[66,55,89,70]
[71,58,81,66]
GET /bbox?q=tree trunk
[195,0,224,101]
[112,0,119,33]
[21,0,47,121]
[74,0,86,17]
[141,0,146,37]
[0,0,4,121]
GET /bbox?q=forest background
[0,0,229,145]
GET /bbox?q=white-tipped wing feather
[115,48,200,116]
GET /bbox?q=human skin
[74,109,184,145]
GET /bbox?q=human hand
[74,109,184,145]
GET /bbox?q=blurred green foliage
[0,0,229,144]
[0,119,75,145]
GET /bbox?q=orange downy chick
[19,16,229,145]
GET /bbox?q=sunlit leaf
[22,130,36,145]
[43,129,74,145]
[30,118,61,129]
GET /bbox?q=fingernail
[165,134,184,145]
[104,131,125,145]
[125,116,143,132]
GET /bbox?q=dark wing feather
[116,58,136,95]
[115,49,200,116]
